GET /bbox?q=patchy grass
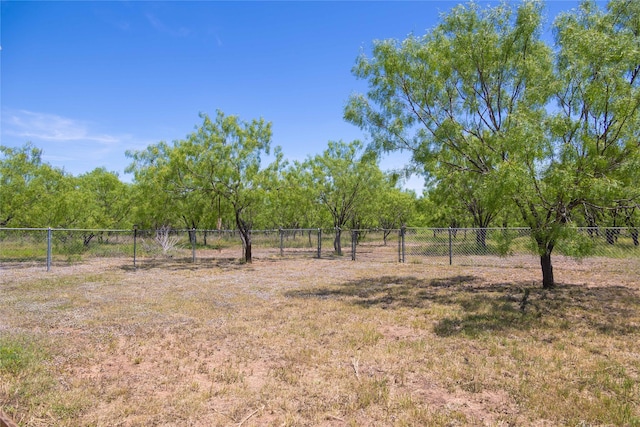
[0,257,639,426]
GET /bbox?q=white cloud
[145,12,190,38]
[2,109,120,145]
[0,109,165,178]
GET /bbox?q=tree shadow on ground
[120,257,245,272]
[284,275,640,337]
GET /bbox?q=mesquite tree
[180,111,281,263]
[345,0,640,288]
[127,111,280,263]
[303,140,385,255]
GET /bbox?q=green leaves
[125,110,278,262]
[0,143,86,228]
[345,0,640,287]
[302,140,385,229]
[551,0,640,211]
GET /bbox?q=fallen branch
[238,405,264,427]
[327,414,346,423]
[212,408,234,422]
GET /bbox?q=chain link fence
[399,227,640,267]
[1,227,638,271]
[0,228,133,270]
[0,228,135,270]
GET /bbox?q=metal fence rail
[1,227,638,271]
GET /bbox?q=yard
[1,253,639,426]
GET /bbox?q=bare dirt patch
[1,256,639,426]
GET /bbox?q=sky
[1,0,589,193]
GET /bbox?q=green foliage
[297,140,392,253]
[126,110,281,262]
[0,143,43,227]
[126,140,207,229]
[303,140,386,230]
[493,229,518,257]
[261,161,323,229]
[345,0,640,287]
[1,144,134,229]
[555,227,595,258]
[376,184,417,230]
[0,143,82,228]
[75,168,132,229]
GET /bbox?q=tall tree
[76,168,132,229]
[346,0,640,288]
[263,161,321,230]
[0,143,78,228]
[542,0,640,249]
[303,140,385,255]
[514,0,640,286]
[375,179,417,244]
[128,111,280,263]
[0,143,43,227]
[126,141,206,230]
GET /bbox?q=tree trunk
[334,228,342,255]
[83,233,95,248]
[244,238,252,263]
[534,233,556,289]
[605,229,616,245]
[239,228,252,263]
[540,252,554,289]
[235,210,252,264]
[383,229,392,246]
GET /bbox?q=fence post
[317,228,322,258]
[448,227,453,266]
[46,227,52,272]
[191,227,196,263]
[400,225,406,263]
[133,224,138,269]
[279,228,284,257]
[351,230,357,261]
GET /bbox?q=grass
[1,257,639,426]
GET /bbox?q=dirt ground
[1,253,639,426]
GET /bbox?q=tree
[543,0,640,250]
[126,141,211,230]
[76,168,132,229]
[375,179,417,244]
[430,171,504,248]
[128,111,280,263]
[184,111,281,262]
[0,143,43,227]
[127,141,183,229]
[263,161,321,230]
[516,0,640,286]
[346,0,640,288]
[303,140,385,255]
[0,143,78,228]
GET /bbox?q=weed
[212,363,245,385]
[353,377,389,409]
[0,335,44,375]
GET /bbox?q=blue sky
[2,0,588,192]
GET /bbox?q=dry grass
[1,254,639,426]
